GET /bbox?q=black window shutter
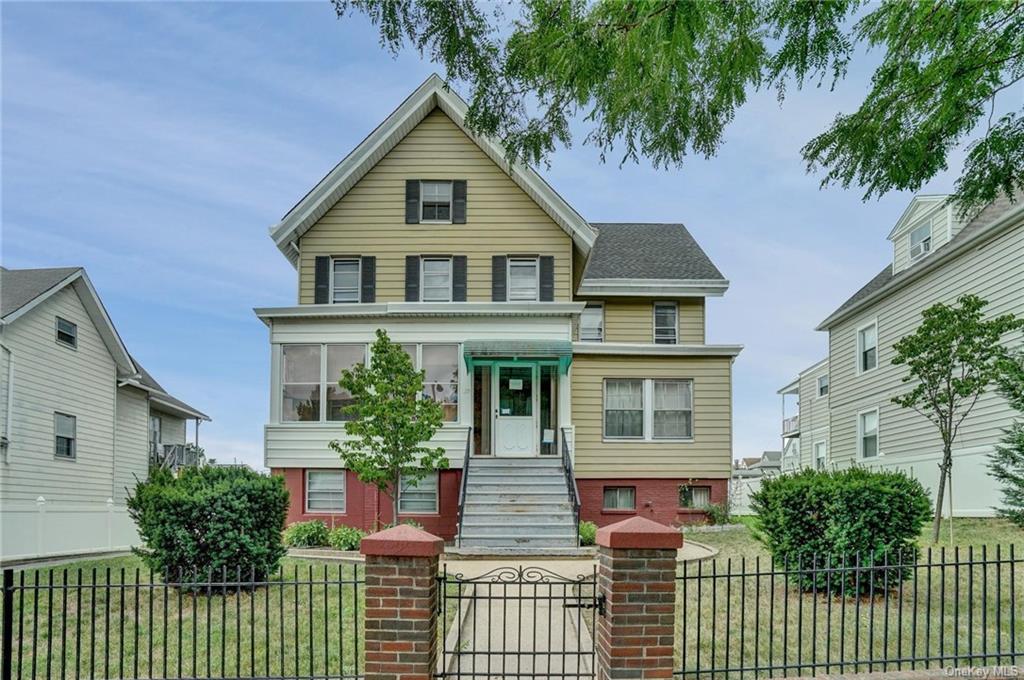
[405,180,420,224]
[314,256,330,304]
[491,255,507,302]
[360,256,376,303]
[405,256,421,301]
[452,256,468,302]
[452,180,467,224]
[539,256,555,301]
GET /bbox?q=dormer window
[420,181,453,222]
[909,222,932,260]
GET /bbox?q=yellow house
[255,75,742,548]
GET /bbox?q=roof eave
[572,342,743,357]
[254,301,588,322]
[576,278,729,298]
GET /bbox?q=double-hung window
[56,317,77,348]
[580,303,604,341]
[909,222,932,260]
[401,344,460,422]
[604,378,693,441]
[508,257,539,301]
[306,470,346,512]
[654,302,678,344]
[603,487,636,511]
[817,374,830,397]
[680,485,711,509]
[421,257,453,302]
[420,181,453,222]
[54,413,76,459]
[857,321,878,373]
[399,472,439,513]
[858,410,879,458]
[331,258,360,303]
[814,441,828,470]
[604,379,644,438]
[281,344,367,422]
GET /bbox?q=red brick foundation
[578,477,728,527]
[272,468,460,540]
[361,525,443,680]
[595,517,682,680]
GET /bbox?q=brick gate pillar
[360,524,444,680]
[595,516,683,680]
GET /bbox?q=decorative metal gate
[436,565,603,678]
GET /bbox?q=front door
[493,364,537,457]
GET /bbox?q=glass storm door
[493,364,537,457]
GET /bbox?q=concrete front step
[463,494,570,506]
[460,522,575,535]
[466,483,572,494]
[467,476,567,486]
[462,510,574,520]
[457,535,578,548]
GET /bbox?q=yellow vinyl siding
[573,298,704,343]
[571,354,732,478]
[297,108,572,303]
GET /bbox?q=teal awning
[463,340,573,374]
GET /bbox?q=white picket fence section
[0,496,139,563]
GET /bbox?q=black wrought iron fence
[0,564,365,680]
[676,545,1024,678]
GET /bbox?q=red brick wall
[271,468,461,540]
[578,477,728,527]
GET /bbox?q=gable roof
[819,192,1024,330]
[886,194,948,239]
[1,266,209,421]
[577,223,729,297]
[270,74,597,266]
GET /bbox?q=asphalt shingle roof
[582,223,725,281]
[824,193,1021,325]
[1,266,81,318]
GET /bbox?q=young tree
[892,295,1023,543]
[988,353,1024,528]
[335,0,1024,214]
[329,329,449,526]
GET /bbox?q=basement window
[603,486,636,511]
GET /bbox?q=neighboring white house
[0,266,209,563]
[776,194,1024,516]
[730,450,781,515]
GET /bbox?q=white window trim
[653,302,678,345]
[420,257,454,302]
[857,407,881,459]
[855,318,879,375]
[282,343,369,423]
[580,302,604,342]
[507,256,540,301]
[602,378,694,443]
[816,374,830,398]
[813,440,828,470]
[329,258,361,304]
[419,180,454,224]
[54,412,76,460]
[398,472,440,514]
[304,469,347,514]
[909,221,932,261]
[55,316,77,349]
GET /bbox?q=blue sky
[1,2,987,469]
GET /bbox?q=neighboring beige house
[777,194,1024,515]
[256,75,742,548]
[0,266,209,562]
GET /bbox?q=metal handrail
[560,427,582,547]
[455,427,472,547]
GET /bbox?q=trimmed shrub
[127,466,289,585]
[751,467,931,592]
[578,521,597,546]
[327,525,367,551]
[283,520,330,548]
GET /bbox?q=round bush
[127,466,289,585]
[751,467,932,593]
[578,520,597,546]
[327,525,367,551]
[283,520,330,548]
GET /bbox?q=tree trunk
[930,444,953,543]
[391,473,400,527]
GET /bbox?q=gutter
[572,342,743,357]
[817,201,1024,331]
[254,301,588,323]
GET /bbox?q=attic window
[909,222,931,260]
[420,181,452,222]
[55,317,77,348]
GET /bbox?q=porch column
[595,517,683,680]
[361,524,444,680]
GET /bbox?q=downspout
[112,374,118,499]
[1,343,12,464]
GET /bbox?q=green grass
[3,555,366,680]
[678,517,1024,676]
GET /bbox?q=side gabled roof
[269,74,597,266]
[1,266,135,375]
